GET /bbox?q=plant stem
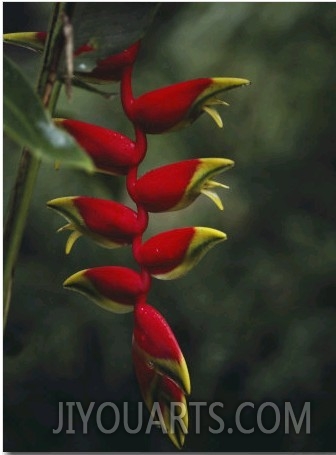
[3,3,75,330]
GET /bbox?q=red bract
[133,158,234,212]
[138,227,226,279]
[133,302,187,368]
[132,302,190,448]
[134,159,198,211]
[73,42,95,57]
[132,347,189,449]
[54,119,138,175]
[47,196,140,253]
[130,77,250,133]
[133,303,190,395]
[64,266,145,313]
[131,78,211,133]
[76,40,141,82]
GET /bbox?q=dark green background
[3,2,336,451]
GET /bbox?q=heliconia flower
[3,31,47,52]
[47,196,140,254]
[54,119,138,175]
[132,302,190,448]
[133,158,234,212]
[129,77,250,134]
[75,40,141,83]
[138,227,226,280]
[63,266,145,313]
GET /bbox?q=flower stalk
[3,3,75,330]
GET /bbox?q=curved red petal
[85,266,144,305]
[74,197,139,243]
[131,78,212,133]
[74,42,95,57]
[134,160,200,212]
[83,41,141,81]
[60,119,138,175]
[138,228,195,275]
[133,302,183,361]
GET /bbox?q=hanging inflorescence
[44,40,249,448]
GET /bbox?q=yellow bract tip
[3,32,45,51]
[53,118,66,126]
[63,269,88,289]
[47,196,76,211]
[194,227,227,243]
[211,77,251,90]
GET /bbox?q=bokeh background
[3,2,336,451]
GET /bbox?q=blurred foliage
[3,2,336,451]
[3,55,93,170]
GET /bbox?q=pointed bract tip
[194,227,227,243]
[47,196,75,210]
[199,157,234,172]
[63,269,88,289]
[3,31,46,51]
[53,118,66,127]
[190,158,234,210]
[211,77,251,90]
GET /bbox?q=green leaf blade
[3,55,94,172]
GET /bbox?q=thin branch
[3,3,76,330]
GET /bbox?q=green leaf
[72,3,160,72]
[3,55,94,172]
